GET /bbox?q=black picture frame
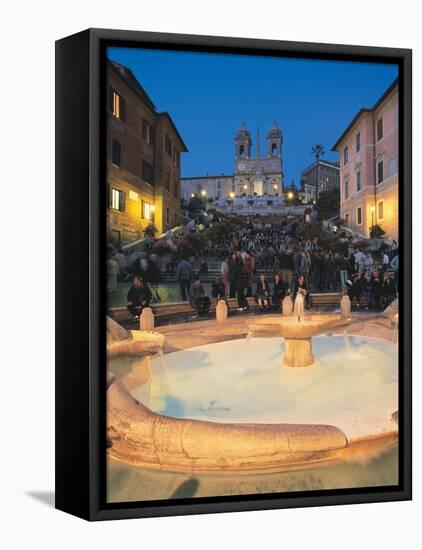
[55,28,412,521]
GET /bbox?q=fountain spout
[294,292,305,322]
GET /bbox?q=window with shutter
[119,96,125,122]
[377,118,383,141]
[343,146,349,165]
[377,160,384,184]
[110,188,124,211]
[119,190,125,212]
[142,160,154,185]
[143,119,154,145]
[111,139,121,167]
[165,135,172,156]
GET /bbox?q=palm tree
[311,144,325,161]
[311,144,326,201]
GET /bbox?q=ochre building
[107,60,187,245]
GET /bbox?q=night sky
[108,47,398,187]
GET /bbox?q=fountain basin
[107,335,398,474]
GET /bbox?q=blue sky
[108,47,398,187]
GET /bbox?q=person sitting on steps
[126,275,152,321]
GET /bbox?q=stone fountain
[248,294,351,368]
[106,315,165,388]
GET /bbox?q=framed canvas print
[55,28,412,521]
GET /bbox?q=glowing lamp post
[370,206,375,236]
[229,191,235,212]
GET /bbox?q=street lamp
[287,191,294,200]
[200,190,207,197]
[370,205,375,232]
[229,192,235,199]
[191,193,195,198]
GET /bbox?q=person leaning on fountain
[126,275,152,321]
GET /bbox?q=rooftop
[108,60,188,152]
[331,78,399,151]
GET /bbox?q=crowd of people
[107,218,399,320]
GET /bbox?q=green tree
[143,223,158,237]
[311,144,325,161]
[369,224,386,239]
[187,196,204,215]
[316,187,340,220]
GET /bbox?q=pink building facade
[333,80,399,241]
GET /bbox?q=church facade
[181,122,284,201]
[234,122,284,197]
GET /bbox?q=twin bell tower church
[234,122,284,197]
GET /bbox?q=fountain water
[248,294,351,368]
[343,329,352,354]
[293,292,305,322]
[282,295,293,315]
[245,331,253,344]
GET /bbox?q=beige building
[333,79,398,241]
[180,175,234,201]
[107,60,187,245]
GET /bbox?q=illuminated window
[109,89,125,121]
[110,188,124,212]
[378,201,384,221]
[141,200,153,221]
